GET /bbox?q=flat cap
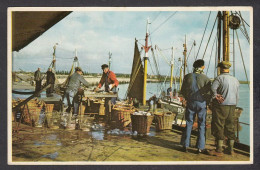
[75,67,83,72]
[101,64,109,69]
[193,59,205,68]
[217,61,231,69]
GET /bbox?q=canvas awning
[12,11,71,52]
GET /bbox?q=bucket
[131,114,154,135]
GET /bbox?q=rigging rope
[186,42,195,73]
[195,11,212,60]
[151,12,161,24]
[235,11,250,27]
[239,27,250,44]
[150,12,178,35]
[206,34,217,75]
[155,46,171,66]
[235,30,250,88]
[202,15,218,60]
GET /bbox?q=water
[117,82,251,145]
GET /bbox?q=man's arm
[109,72,119,88]
[98,74,105,88]
[80,76,89,88]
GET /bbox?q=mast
[74,49,79,68]
[170,47,174,89]
[52,43,58,72]
[223,11,230,62]
[183,35,187,76]
[108,51,112,69]
[217,11,222,76]
[142,18,151,105]
[179,57,182,91]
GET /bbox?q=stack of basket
[111,104,135,129]
[131,111,154,135]
[23,99,44,126]
[154,112,176,131]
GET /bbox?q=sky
[12,9,251,81]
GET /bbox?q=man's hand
[109,84,114,90]
[215,94,224,104]
[182,99,187,107]
[94,87,99,92]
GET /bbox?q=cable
[195,11,212,60]
[151,12,161,24]
[202,15,218,59]
[235,30,250,88]
[206,35,217,75]
[150,12,178,35]
[235,11,250,27]
[239,26,250,44]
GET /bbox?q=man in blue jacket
[180,59,211,154]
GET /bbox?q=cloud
[12,10,251,81]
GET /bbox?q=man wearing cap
[180,59,211,154]
[63,67,89,116]
[209,61,239,156]
[46,68,55,97]
[95,64,119,122]
[34,68,42,97]
[95,64,119,104]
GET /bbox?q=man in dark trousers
[34,68,42,97]
[95,64,119,122]
[46,68,55,97]
[209,61,240,156]
[63,67,89,116]
[180,59,211,154]
[95,64,119,104]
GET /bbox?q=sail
[127,39,144,102]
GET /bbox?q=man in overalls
[180,59,211,154]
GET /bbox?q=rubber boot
[228,140,235,156]
[216,140,223,153]
[208,140,223,156]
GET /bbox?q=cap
[75,67,83,72]
[217,61,231,69]
[193,59,205,68]
[101,64,109,70]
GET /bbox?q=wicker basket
[45,104,54,113]
[154,112,176,131]
[111,107,135,128]
[131,114,154,135]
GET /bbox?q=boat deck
[12,122,250,163]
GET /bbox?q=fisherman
[180,59,211,154]
[95,64,119,122]
[148,95,157,112]
[34,68,42,97]
[46,68,55,97]
[95,64,119,104]
[167,87,172,100]
[208,61,240,156]
[63,67,89,116]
